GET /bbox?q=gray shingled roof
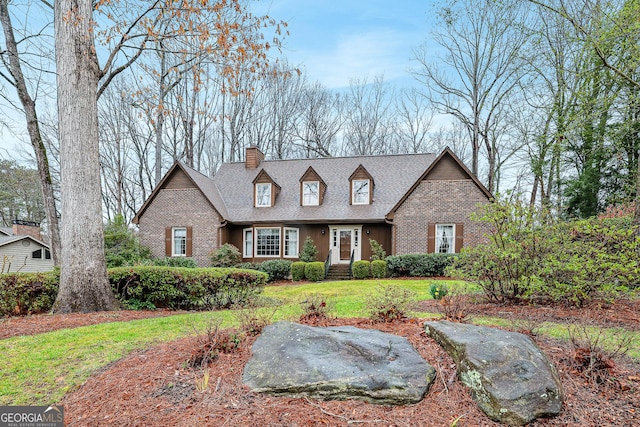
[196,153,437,224]
[0,226,12,236]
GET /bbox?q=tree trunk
[0,0,62,266]
[53,0,119,313]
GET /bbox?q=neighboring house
[133,146,492,267]
[0,220,54,273]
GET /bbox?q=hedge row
[234,259,292,282]
[385,253,456,277]
[0,266,267,316]
[291,261,325,281]
[351,260,388,279]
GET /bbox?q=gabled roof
[0,227,12,236]
[132,162,228,224]
[134,149,492,226]
[0,234,49,249]
[387,147,492,220]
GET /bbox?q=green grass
[1,278,636,406]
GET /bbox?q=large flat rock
[243,321,435,405]
[424,321,563,426]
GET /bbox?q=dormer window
[349,164,374,205]
[352,179,370,205]
[256,183,272,207]
[302,181,319,206]
[253,169,280,208]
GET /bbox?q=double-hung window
[284,228,299,258]
[435,224,455,254]
[256,183,272,207]
[256,227,280,257]
[302,181,319,206]
[352,179,370,205]
[243,228,253,258]
[173,227,187,256]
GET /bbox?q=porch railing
[324,249,332,279]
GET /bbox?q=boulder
[424,320,563,426]
[243,321,435,405]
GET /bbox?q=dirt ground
[2,297,639,426]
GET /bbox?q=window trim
[435,223,455,254]
[352,179,370,205]
[243,228,253,258]
[255,183,272,207]
[283,227,299,258]
[172,227,187,257]
[255,227,281,257]
[302,181,320,206]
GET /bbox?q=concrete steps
[326,264,351,281]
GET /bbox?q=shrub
[429,283,448,300]
[234,262,257,270]
[209,243,242,267]
[150,257,198,268]
[0,271,59,316]
[386,253,456,277]
[437,289,473,322]
[188,318,241,368]
[352,260,371,279]
[304,261,325,281]
[104,214,153,267]
[108,266,267,310]
[258,259,292,282]
[299,293,334,323]
[449,198,640,306]
[371,260,387,278]
[369,238,386,261]
[365,285,417,323]
[299,236,319,262]
[233,301,276,336]
[291,261,307,281]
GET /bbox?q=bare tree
[0,0,61,265]
[343,76,394,156]
[413,0,529,192]
[293,81,343,157]
[393,87,434,154]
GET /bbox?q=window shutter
[165,227,172,256]
[186,226,193,257]
[455,223,464,253]
[427,223,435,253]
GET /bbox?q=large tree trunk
[0,0,61,266]
[53,0,120,313]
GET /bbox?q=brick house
[133,146,491,267]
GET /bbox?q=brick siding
[393,180,490,254]
[137,188,220,266]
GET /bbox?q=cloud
[295,29,416,89]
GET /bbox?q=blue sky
[256,0,436,89]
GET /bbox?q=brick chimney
[12,220,42,241]
[245,145,264,169]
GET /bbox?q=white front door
[330,226,362,264]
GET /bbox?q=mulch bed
[2,297,639,426]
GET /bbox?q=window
[436,224,455,254]
[243,229,253,258]
[173,227,187,256]
[302,181,319,206]
[256,183,272,207]
[284,228,299,258]
[32,249,51,259]
[352,179,370,205]
[256,228,280,257]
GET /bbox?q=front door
[330,226,362,264]
[339,230,352,260]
